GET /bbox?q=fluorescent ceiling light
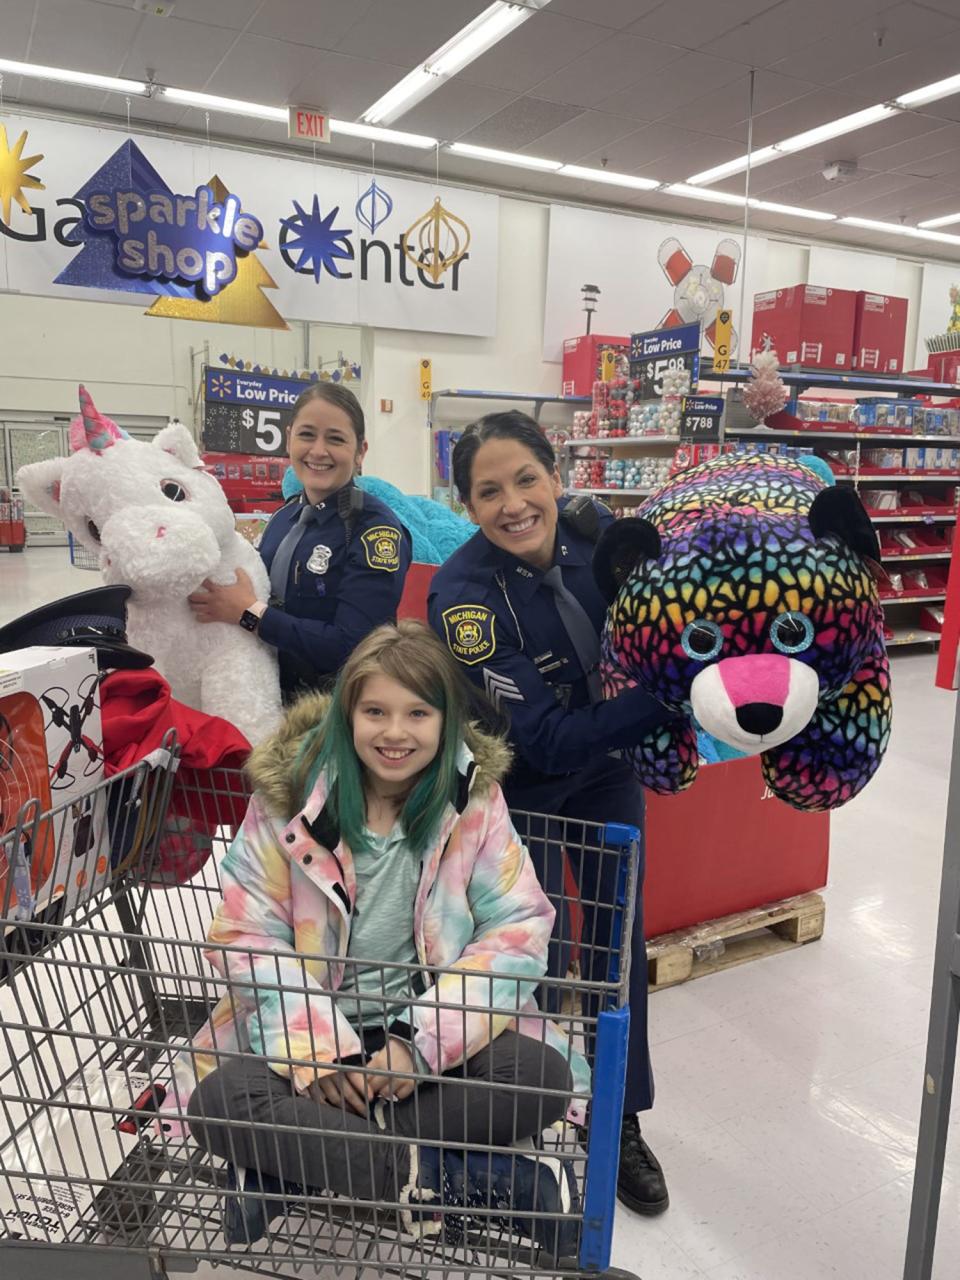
[558,164,660,190]
[362,1,546,125]
[666,184,746,206]
[841,216,960,246]
[752,199,836,221]
[688,70,960,189]
[685,147,782,186]
[896,73,960,108]
[328,119,437,148]
[0,56,148,95]
[919,211,960,229]
[160,86,287,120]
[776,104,895,154]
[160,87,437,147]
[448,142,562,170]
[667,185,835,221]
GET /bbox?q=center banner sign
[0,113,498,337]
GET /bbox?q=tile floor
[1,547,958,1279]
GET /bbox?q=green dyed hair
[294,621,467,857]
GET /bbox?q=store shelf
[705,364,960,396]
[725,427,960,444]
[886,629,942,647]
[561,436,679,449]
[571,486,654,497]
[867,512,957,523]
[881,550,953,562]
[880,593,948,605]
[430,389,590,408]
[856,472,960,481]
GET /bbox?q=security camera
[822,160,858,182]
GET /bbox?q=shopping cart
[0,747,642,1280]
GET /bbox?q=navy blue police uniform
[428,496,672,1116]
[257,482,412,701]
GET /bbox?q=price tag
[420,358,433,401]
[202,365,310,456]
[713,309,733,373]
[680,395,725,443]
[630,322,701,400]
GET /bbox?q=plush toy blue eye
[770,611,814,655]
[681,619,724,661]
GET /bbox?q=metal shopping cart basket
[0,747,642,1280]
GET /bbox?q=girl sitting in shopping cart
[179,619,589,1252]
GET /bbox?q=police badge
[306,544,332,575]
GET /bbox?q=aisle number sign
[713,309,733,373]
[420,358,433,401]
[600,349,617,381]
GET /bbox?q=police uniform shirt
[427,497,671,783]
[258,483,412,693]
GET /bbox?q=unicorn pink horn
[70,384,126,454]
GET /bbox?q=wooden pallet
[646,892,826,991]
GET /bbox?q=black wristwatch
[239,602,267,632]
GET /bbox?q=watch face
[240,610,258,632]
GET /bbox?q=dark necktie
[543,565,603,703]
[269,503,318,598]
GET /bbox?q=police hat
[0,585,154,671]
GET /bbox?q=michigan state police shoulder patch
[441,603,496,666]
[361,525,401,571]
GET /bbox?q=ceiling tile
[857,117,960,168]
[702,0,883,68]
[1,0,37,61]
[334,0,492,64]
[118,15,239,86]
[893,145,960,180]
[547,0,661,30]
[828,27,960,103]
[660,70,822,144]
[533,31,687,111]
[594,51,746,121]
[519,110,645,164]
[459,11,609,93]
[767,1,960,89]
[461,97,583,151]
[157,0,263,29]
[397,79,518,141]
[578,122,740,173]
[630,0,783,52]
[27,0,143,69]
[810,171,933,215]
[247,0,374,48]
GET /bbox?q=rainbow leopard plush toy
[593,451,891,811]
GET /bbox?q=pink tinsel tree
[742,349,788,422]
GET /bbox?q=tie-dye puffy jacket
[163,693,591,1126]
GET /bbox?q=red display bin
[853,292,907,374]
[644,756,830,938]
[752,284,857,370]
[0,521,26,551]
[398,562,437,622]
[561,333,629,397]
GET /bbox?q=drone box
[853,292,908,374]
[752,285,856,370]
[561,334,630,397]
[0,646,106,919]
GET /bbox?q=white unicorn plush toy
[17,385,281,744]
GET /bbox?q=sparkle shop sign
[0,113,498,336]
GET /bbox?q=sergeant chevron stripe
[483,669,524,712]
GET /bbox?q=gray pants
[188,1032,573,1203]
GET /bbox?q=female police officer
[427,411,674,1217]
[190,384,411,702]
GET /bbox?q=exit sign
[288,105,331,143]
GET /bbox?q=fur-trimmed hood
[247,690,513,821]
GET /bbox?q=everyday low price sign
[203,366,309,455]
[680,395,725,443]
[630,322,702,399]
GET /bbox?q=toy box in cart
[0,646,106,921]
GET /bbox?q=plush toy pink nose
[717,654,790,708]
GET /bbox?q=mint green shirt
[338,823,421,1035]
